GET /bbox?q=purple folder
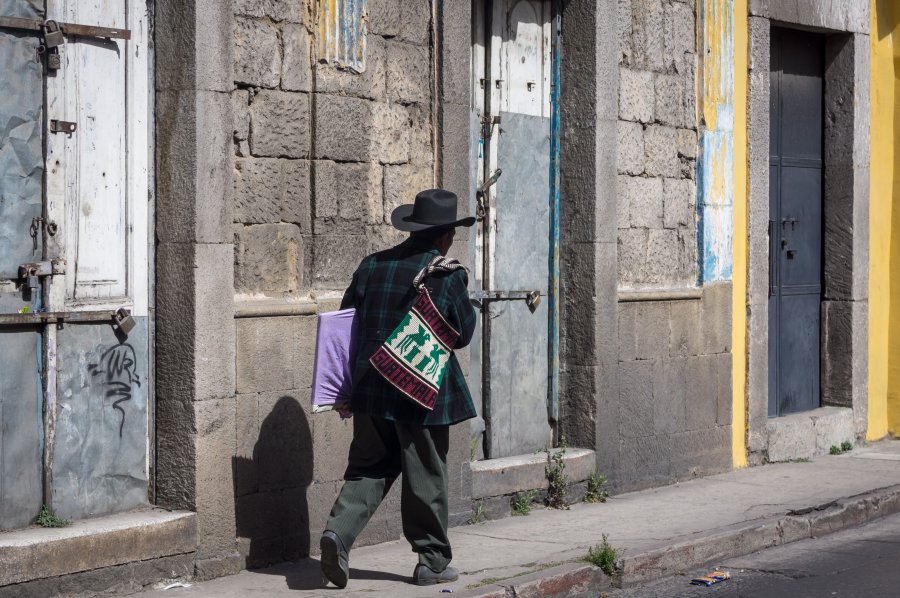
[310,307,359,416]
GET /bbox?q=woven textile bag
[369,256,466,411]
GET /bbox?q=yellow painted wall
[890,6,900,436]
[870,0,900,440]
[732,0,748,466]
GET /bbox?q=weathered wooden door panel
[44,0,151,520]
[47,0,129,302]
[0,0,46,529]
[768,28,823,417]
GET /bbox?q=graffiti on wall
[88,343,141,437]
[698,0,734,282]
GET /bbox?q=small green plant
[585,534,618,576]
[512,490,538,516]
[841,440,853,452]
[36,505,69,528]
[469,500,486,524]
[545,438,570,509]
[584,472,609,503]
[789,457,811,463]
[830,445,843,455]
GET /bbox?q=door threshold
[766,406,855,462]
[466,448,596,499]
[0,508,196,586]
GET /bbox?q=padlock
[526,290,541,313]
[43,20,64,48]
[26,274,39,291]
[113,308,137,335]
[47,51,61,70]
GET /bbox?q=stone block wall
[228,0,437,567]
[616,0,699,288]
[607,0,733,490]
[231,0,434,296]
[614,284,732,491]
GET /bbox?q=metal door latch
[49,120,76,134]
[0,15,131,71]
[476,168,502,220]
[18,259,65,291]
[113,308,136,335]
[469,289,543,313]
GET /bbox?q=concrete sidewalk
[140,441,900,598]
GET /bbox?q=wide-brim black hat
[390,188,476,232]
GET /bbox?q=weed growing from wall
[512,490,538,516]
[584,472,609,503]
[469,500,486,524]
[36,505,69,528]
[545,438,570,509]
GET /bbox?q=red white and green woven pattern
[370,288,460,411]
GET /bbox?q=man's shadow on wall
[232,396,406,590]
[233,396,313,568]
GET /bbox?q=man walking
[320,189,478,588]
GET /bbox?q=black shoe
[320,531,349,588]
[413,564,459,586]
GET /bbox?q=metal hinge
[481,115,501,141]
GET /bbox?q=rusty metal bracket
[0,310,116,326]
[481,115,501,141]
[0,15,131,40]
[18,259,65,278]
[469,289,543,313]
[49,119,76,134]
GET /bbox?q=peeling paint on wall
[698,0,735,282]
[318,0,367,73]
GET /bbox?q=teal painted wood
[548,3,561,424]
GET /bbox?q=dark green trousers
[324,414,451,572]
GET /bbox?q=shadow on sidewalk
[246,558,409,590]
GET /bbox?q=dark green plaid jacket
[341,236,478,426]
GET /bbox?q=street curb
[461,484,900,597]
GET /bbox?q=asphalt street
[609,511,900,598]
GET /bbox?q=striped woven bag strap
[413,255,466,291]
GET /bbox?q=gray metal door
[0,0,46,530]
[472,0,553,458]
[0,3,151,529]
[768,28,824,417]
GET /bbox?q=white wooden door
[43,0,151,520]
